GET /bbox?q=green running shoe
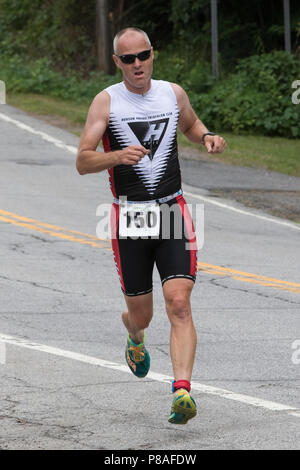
[168,388,197,425]
[125,335,150,378]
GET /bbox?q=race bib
[119,202,160,238]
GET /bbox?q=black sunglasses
[117,49,151,64]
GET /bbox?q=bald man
[77,27,226,424]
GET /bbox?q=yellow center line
[231,276,300,294]
[198,267,300,293]
[0,208,106,242]
[0,215,110,249]
[198,262,300,288]
[0,209,299,294]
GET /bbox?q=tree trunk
[211,0,219,80]
[96,0,115,75]
[283,0,291,53]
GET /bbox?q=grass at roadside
[177,132,300,177]
[6,92,300,177]
[7,92,88,135]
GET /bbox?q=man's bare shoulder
[171,82,187,94]
[91,89,110,109]
[170,83,189,109]
[87,90,111,125]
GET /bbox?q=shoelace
[128,344,145,362]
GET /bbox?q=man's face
[113,32,154,94]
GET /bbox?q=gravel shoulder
[179,146,300,224]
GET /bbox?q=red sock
[172,380,191,393]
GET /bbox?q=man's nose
[133,57,142,66]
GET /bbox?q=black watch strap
[201,132,215,145]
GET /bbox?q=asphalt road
[0,105,299,450]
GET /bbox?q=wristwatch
[201,132,215,145]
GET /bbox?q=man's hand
[204,135,226,154]
[117,145,150,165]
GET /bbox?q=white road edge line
[1,112,300,231]
[0,112,77,154]
[0,333,298,416]
[183,188,300,231]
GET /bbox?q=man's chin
[133,75,148,86]
[126,77,151,93]
[123,75,151,93]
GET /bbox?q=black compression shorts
[110,194,198,296]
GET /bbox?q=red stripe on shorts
[176,195,197,277]
[110,203,125,291]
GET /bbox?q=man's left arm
[171,83,226,154]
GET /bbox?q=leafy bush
[0,0,97,75]
[0,54,119,103]
[1,49,300,138]
[154,50,300,138]
[191,51,300,138]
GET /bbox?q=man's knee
[128,308,153,330]
[165,294,191,322]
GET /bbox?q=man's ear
[113,55,120,69]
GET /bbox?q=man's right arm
[76,91,149,175]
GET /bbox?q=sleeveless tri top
[102,79,181,201]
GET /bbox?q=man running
[76,27,226,424]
